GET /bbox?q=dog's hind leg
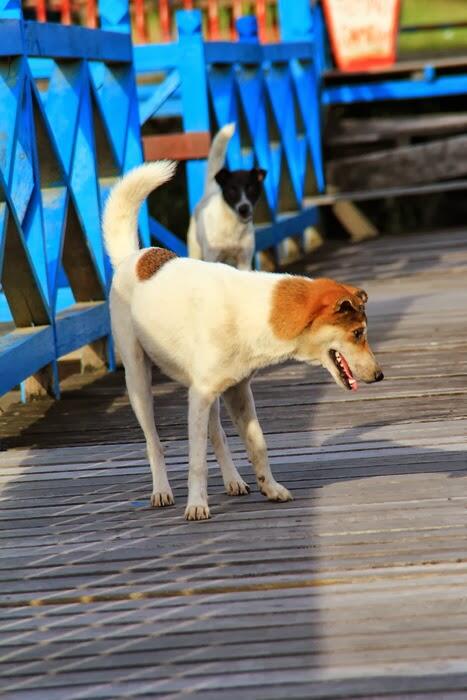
[185,387,216,520]
[119,338,174,507]
[209,398,250,496]
[223,379,293,502]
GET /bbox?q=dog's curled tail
[205,122,235,186]
[103,160,176,268]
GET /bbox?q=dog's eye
[353,328,365,340]
[228,186,238,197]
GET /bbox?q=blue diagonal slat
[45,60,83,175]
[235,68,275,214]
[42,187,67,308]
[139,69,181,126]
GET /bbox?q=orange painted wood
[143,132,211,161]
[208,0,220,39]
[61,0,72,25]
[134,0,148,42]
[36,0,46,22]
[159,0,170,41]
[86,0,97,28]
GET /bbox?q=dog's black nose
[374,370,384,382]
[238,204,251,218]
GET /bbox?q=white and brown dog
[187,122,266,270]
[103,161,383,521]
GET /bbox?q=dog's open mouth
[329,350,358,391]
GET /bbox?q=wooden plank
[0,326,54,396]
[54,302,109,358]
[327,113,467,147]
[22,21,132,62]
[331,200,378,242]
[327,134,467,191]
[142,132,211,161]
[304,178,467,206]
[204,41,262,65]
[0,20,23,56]
[0,227,466,697]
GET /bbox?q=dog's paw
[226,480,250,496]
[151,490,174,507]
[185,504,211,521]
[259,480,293,502]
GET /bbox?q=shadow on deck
[0,229,466,699]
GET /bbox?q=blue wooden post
[236,15,258,44]
[176,10,210,213]
[98,0,130,33]
[0,0,21,20]
[277,0,313,42]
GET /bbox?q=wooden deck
[0,228,466,699]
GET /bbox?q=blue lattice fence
[0,0,326,400]
[0,0,146,398]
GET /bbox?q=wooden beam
[55,302,109,359]
[332,201,378,243]
[143,132,211,162]
[327,114,467,147]
[0,326,55,397]
[22,20,132,61]
[23,364,57,401]
[326,134,467,191]
[303,178,467,206]
[81,339,107,374]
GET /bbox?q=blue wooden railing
[0,0,327,401]
[0,0,146,399]
[5,0,465,400]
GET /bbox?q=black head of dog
[215,167,267,223]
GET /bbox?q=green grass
[399,0,467,56]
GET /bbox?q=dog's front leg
[223,380,293,502]
[185,387,214,520]
[209,398,250,496]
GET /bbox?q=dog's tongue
[339,353,359,391]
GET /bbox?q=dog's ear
[344,285,368,304]
[215,168,230,187]
[270,277,327,339]
[334,296,364,314]
[253,168,267,182]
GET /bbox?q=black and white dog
[187,123,266,270]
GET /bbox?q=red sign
[322,0,401,72]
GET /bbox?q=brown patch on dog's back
[136,247,177,281]
[269,276,366,340]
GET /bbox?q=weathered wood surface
[0,229,466,699]
[143,132,211,162]
[326,114,467,147]
[326,134,467,191]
